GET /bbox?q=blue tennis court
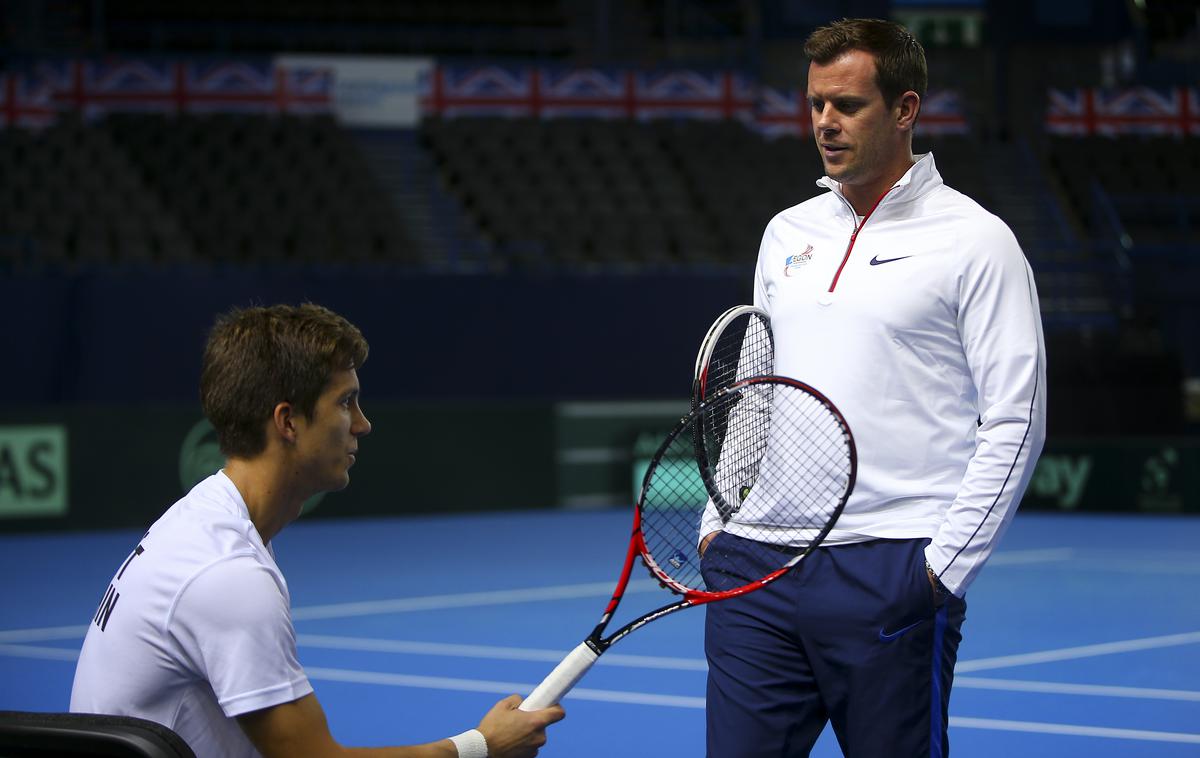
[2,508,1198,756]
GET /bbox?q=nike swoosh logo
[869,255,913,266]
[878,619,925,642]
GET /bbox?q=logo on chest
[869,254,913,266]
[783,245,814,277]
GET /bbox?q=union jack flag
[186,61,334,114]
[1047,87,1200,137]
[420,64,970,139]
[0,73,56,128]
[32,58,333,118]
[420,65,538,118]
[539,68,636,119]
[632,70,756,121]
[917,90,969,135]
[755,86,812,138]
[420,65,757,121]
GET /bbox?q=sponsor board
[0,425,68,518]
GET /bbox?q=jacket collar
[815,152,942,206]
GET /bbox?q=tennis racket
[692,304,772,405]
[519,375,855,711]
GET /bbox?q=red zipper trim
[827,187,894,293]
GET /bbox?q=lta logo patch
[784,245,814,276]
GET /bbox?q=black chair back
[0,711,196,758]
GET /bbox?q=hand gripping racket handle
[518,642,599,711]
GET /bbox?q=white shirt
[702,153,1047,596]
[70,472,313,758]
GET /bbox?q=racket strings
[705,313,772,395]
[639,381,853,592]
[742,391,852,533]
[638,417,713,589]
[705,381,773,518]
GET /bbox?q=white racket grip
[518,642,599,711]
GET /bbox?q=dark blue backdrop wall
[1,268,752,405]
[2,267,1180,437]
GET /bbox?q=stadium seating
[424,116,1021,270]
[0,116,174,266]
[0,113,417,268]
[0,111,1149,302]
[1044,136,1200,250]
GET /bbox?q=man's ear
[896,90,920,132]
[272,401,299,444]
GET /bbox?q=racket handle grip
[519,642,599,711]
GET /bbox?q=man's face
[807,49,908,195]
[293,368,371,495]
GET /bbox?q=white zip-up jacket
[701,153,1046,596]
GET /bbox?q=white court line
[956,676,1200,702]
[0,624,89,643]
[290,580,656,621]
[0,643,80,661]
[304,666,707,709]
[985,548,1075,565]
[297,634,707,671]
[950,717,1200,745]
[956,631,1200,673]
[1068,556,1200,575]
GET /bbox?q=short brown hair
[804,18,927,107]
[200,303,369,459]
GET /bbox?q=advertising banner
[0,425,68,518]
[0,403,555,532]
[276,55,432,126]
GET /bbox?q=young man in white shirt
[71,303,564,758]
[699,19,1046,757]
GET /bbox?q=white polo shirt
[70,471,313,758]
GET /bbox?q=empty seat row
[0,114,422,268]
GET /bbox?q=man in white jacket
[699,18,1046,757]
[71,303,564,758]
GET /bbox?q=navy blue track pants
[702,534,966,758]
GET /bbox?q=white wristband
[449,729,488,758]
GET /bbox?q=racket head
[636,375,855,601]
[691,306,774,515]
[692,305,773,406]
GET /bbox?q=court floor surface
[2,509,1198,757]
